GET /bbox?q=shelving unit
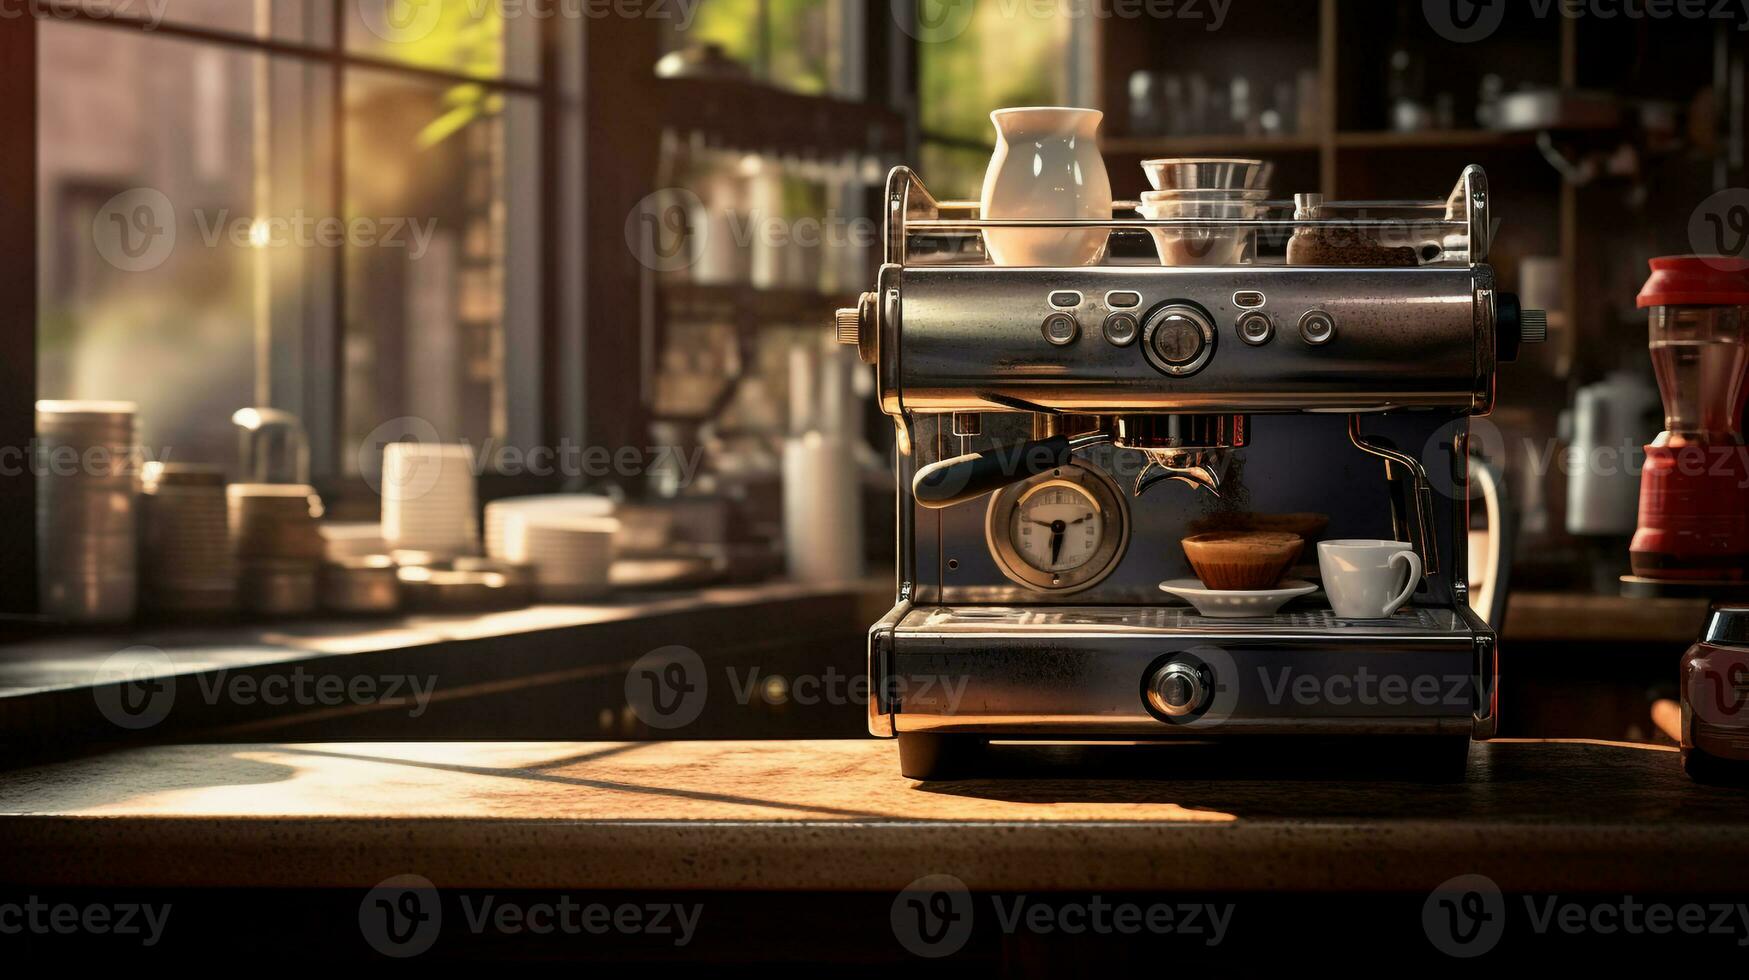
[1093,0,1562,198]
[1086,0,1743,590]
[578,12,911,486]
[1333,129,1539,149]
[1100,135,1320,156]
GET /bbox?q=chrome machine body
[837,165,1543,778]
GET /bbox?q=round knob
[1298,310,1337,346]
[835,291,877,365]
[834,306,861,347]
[1236,311,1274,346]
[1152,315,1204,363]
[1520,308,1549,345]
[1146,662,1207,718]
[1141,303,1216,376]
[1495,292,1545,363]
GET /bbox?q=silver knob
[1146,662,1207,718]
[836,291,878,365]
[1520,308,1548,344]
[835,306,862,347]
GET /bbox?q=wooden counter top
[1503,591,1709,645]
[2,738,1745,893]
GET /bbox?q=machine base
[892,733,1474,782]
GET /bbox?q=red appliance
[1630,256,1749,582]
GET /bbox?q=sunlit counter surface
[1,739,1746,893]
[0,581,889,751]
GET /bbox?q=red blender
[1631,256,1749,583]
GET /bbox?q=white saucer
[1158,578,1319,618]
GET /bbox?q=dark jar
[1682,604,1749,783]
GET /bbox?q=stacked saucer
[229,483,324,616]
[381,442,478,559]
[319,522,390,561]
[503,515,621,602]
[36,401,139,623]
[139,462,237,616]
[483,494,615,559]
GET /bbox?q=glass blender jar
[1631,256,1749,582]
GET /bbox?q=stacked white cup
[381,442,479,559]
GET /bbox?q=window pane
[669,0,761,71]
[38,22,333,472]
[919,141,991,202]
[344,0,537,83]
[917,1,1072,144]
[665,0,854,96]
[69,0,333,43]
[341,69,542,480]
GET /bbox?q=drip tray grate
[902,604,1469,637]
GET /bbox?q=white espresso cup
[1317,539,1423,619]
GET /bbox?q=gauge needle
[1067,513,1093,526]
[1050,526,1064,565]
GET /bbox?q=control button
[1232,290,1266,309]
[1042,312,1079,346]
[1102,312,1140,347]
[1141,303,1216,376]
[1104,291,1142,310]
[1048,291,1083,309]
[1236,311,1274,346]
[1153,318,1203,363]
[1299,309,1336,346]
[1147,662,1207,718]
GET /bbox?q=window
[661,0,858,97]
[915,3,1082,198]
[36,1,570,497]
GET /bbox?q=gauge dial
[1010,482,1104,572]
[985,464,1129,594]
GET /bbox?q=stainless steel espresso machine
[837,163,1546,779]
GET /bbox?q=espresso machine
[837,163,1546,779]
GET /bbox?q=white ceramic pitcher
[979,107,1111,267]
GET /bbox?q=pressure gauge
[985,464,1129,593]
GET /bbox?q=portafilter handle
[911,432,1110,509]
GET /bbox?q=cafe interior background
[0,0,1747,944]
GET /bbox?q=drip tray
[900,604,1470,638]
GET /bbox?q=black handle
[911,436,1073,509]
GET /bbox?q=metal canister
[36,401,138,623]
